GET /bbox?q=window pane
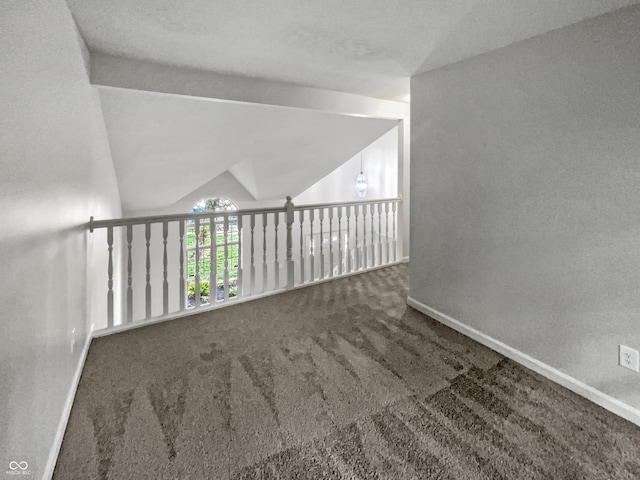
[229,272,238,298]
[199,249,211,276]
[186,226,196,249]
[217,246,225,272]
[198,224,211,247]
[187,279,196,308]
[200,278,210,305]
[187,251,196,278]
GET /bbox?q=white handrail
[291,196,401,211]
[89,205,283,231]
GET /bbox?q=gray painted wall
[0,1,122,478]
[410,5,640,411]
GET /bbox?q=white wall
[293,127,398,204]
[410,5,640,420]
[0,2,122,478]
[124,126,399,213]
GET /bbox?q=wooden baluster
[126,225,133,323]
[194,218,201,307]
[392,201,397,262]
[362,205,367,269]
[285,197,294,289]
[236,215,243,297]
[309,209,315,281]
[377,203,383,266]
[337,206,343,276]
[299,210,305,284]
[145,223,151,319]
[385,202,390,264]
[274,211,280,289]
[345,206,352,273]
[250,214,255,295]
[319,208,324,279]
[262,213,268,292]
[214,217,218,299]
[370,204,375,267]
[328,207,334,277]
[223,215,229,301]
[179,221,185,311]
[162,221,168,316]
[107,226,114,328]
[354,204,360,270]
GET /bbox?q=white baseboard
[406,296,640,427]
[43,333,93,480]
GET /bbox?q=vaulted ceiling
[68,0,638,214]
[98,86,397,212]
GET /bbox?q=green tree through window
[186,197,239,307]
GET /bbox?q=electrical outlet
[619,345,639,373]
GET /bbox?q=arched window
[186,197,239,307]
[192,196,238,213]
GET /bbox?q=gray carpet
[54,264,640,479]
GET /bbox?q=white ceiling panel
[70,0,638,101]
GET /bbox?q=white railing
[89,196,402,333]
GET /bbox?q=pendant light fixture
[355,151,368,198]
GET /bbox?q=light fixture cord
[360,151,363,173]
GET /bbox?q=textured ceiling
[69,0,638,101]
[98,86,397,213]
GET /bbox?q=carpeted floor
[54,264,640,479]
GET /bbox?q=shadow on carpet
[54,264,640,479]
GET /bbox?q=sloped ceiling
[98,86,397,213]
[69,0,638,101]
[76,0,639,215]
